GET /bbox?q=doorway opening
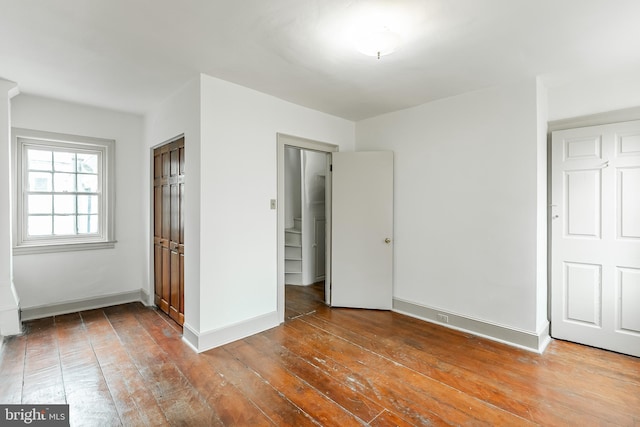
[277,134,338,323]
[283,146,329,319]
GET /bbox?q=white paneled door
[331,151,393,309]
[551,121,640,357]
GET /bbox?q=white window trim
[12,128,116,255]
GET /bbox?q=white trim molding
[393,298,552,354]
[0,281,21,336]
[182,311,280,353]
[548,106,640,133]
[20,289,146,321]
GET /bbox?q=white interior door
[551,121,640,357]
[331,151,393,309]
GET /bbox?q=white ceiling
[1,0,639,121]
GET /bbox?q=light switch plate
[270,199,277,210]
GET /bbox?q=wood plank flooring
[1,284,639,426]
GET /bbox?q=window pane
[28,216,52,236]
[77,153,98,173]
[28,195,52,214]
[78,215,98,234]
[54,215,76,235]
[54,195,76,214]
[27,149,52,171]
[54,152,75,172]
[53,173,76,192]
[77,195,98,214]
[28,172,52,192]
[77,174,98,192]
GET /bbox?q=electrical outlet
[437,313,449,323]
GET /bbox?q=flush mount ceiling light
[354,26,402,59]
[318,2,416,60]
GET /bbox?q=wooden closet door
[153,137,185,325]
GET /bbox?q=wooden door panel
[162,150,170,178]
[169,249,180,322]
[154,187,162,237]
[170,149,178,177]
[154,244,163,304]
[170,184,179,243]
[179,183,184,244]
[162,186,170,239]
[160,246,171,313]
[179,144,185,175]
[154,153,162,180]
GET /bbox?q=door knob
[385,238,391,244]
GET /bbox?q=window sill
[13,241,117,255]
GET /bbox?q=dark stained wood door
[154,137,185,325]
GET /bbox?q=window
[13,128,115,254]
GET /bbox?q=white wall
[145,77,201,331]
[547,68,640,121]
[11,94,147,310]
[199,74,354,336]
[356,78,545,336]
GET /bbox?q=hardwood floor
[285,281,326,320]
[1,286,639,426]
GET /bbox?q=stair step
[286,218,303,285]
[285,259,302,272]
[285,246,302,258]
[285,232,302,246]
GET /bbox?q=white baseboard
[0,281,21,336]
[20,290,147,321]
[182,310,280,353]
[393,298,551,354]
[140,288,153,306]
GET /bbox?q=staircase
[285,218,303,285]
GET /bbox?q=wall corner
[536,77,550,331]
[0,78,20,336]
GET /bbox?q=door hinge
[330,164,333,172]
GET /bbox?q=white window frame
[12,128,116,255]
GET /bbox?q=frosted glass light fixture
[355,26,402,59]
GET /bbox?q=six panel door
[551,121,640,357]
